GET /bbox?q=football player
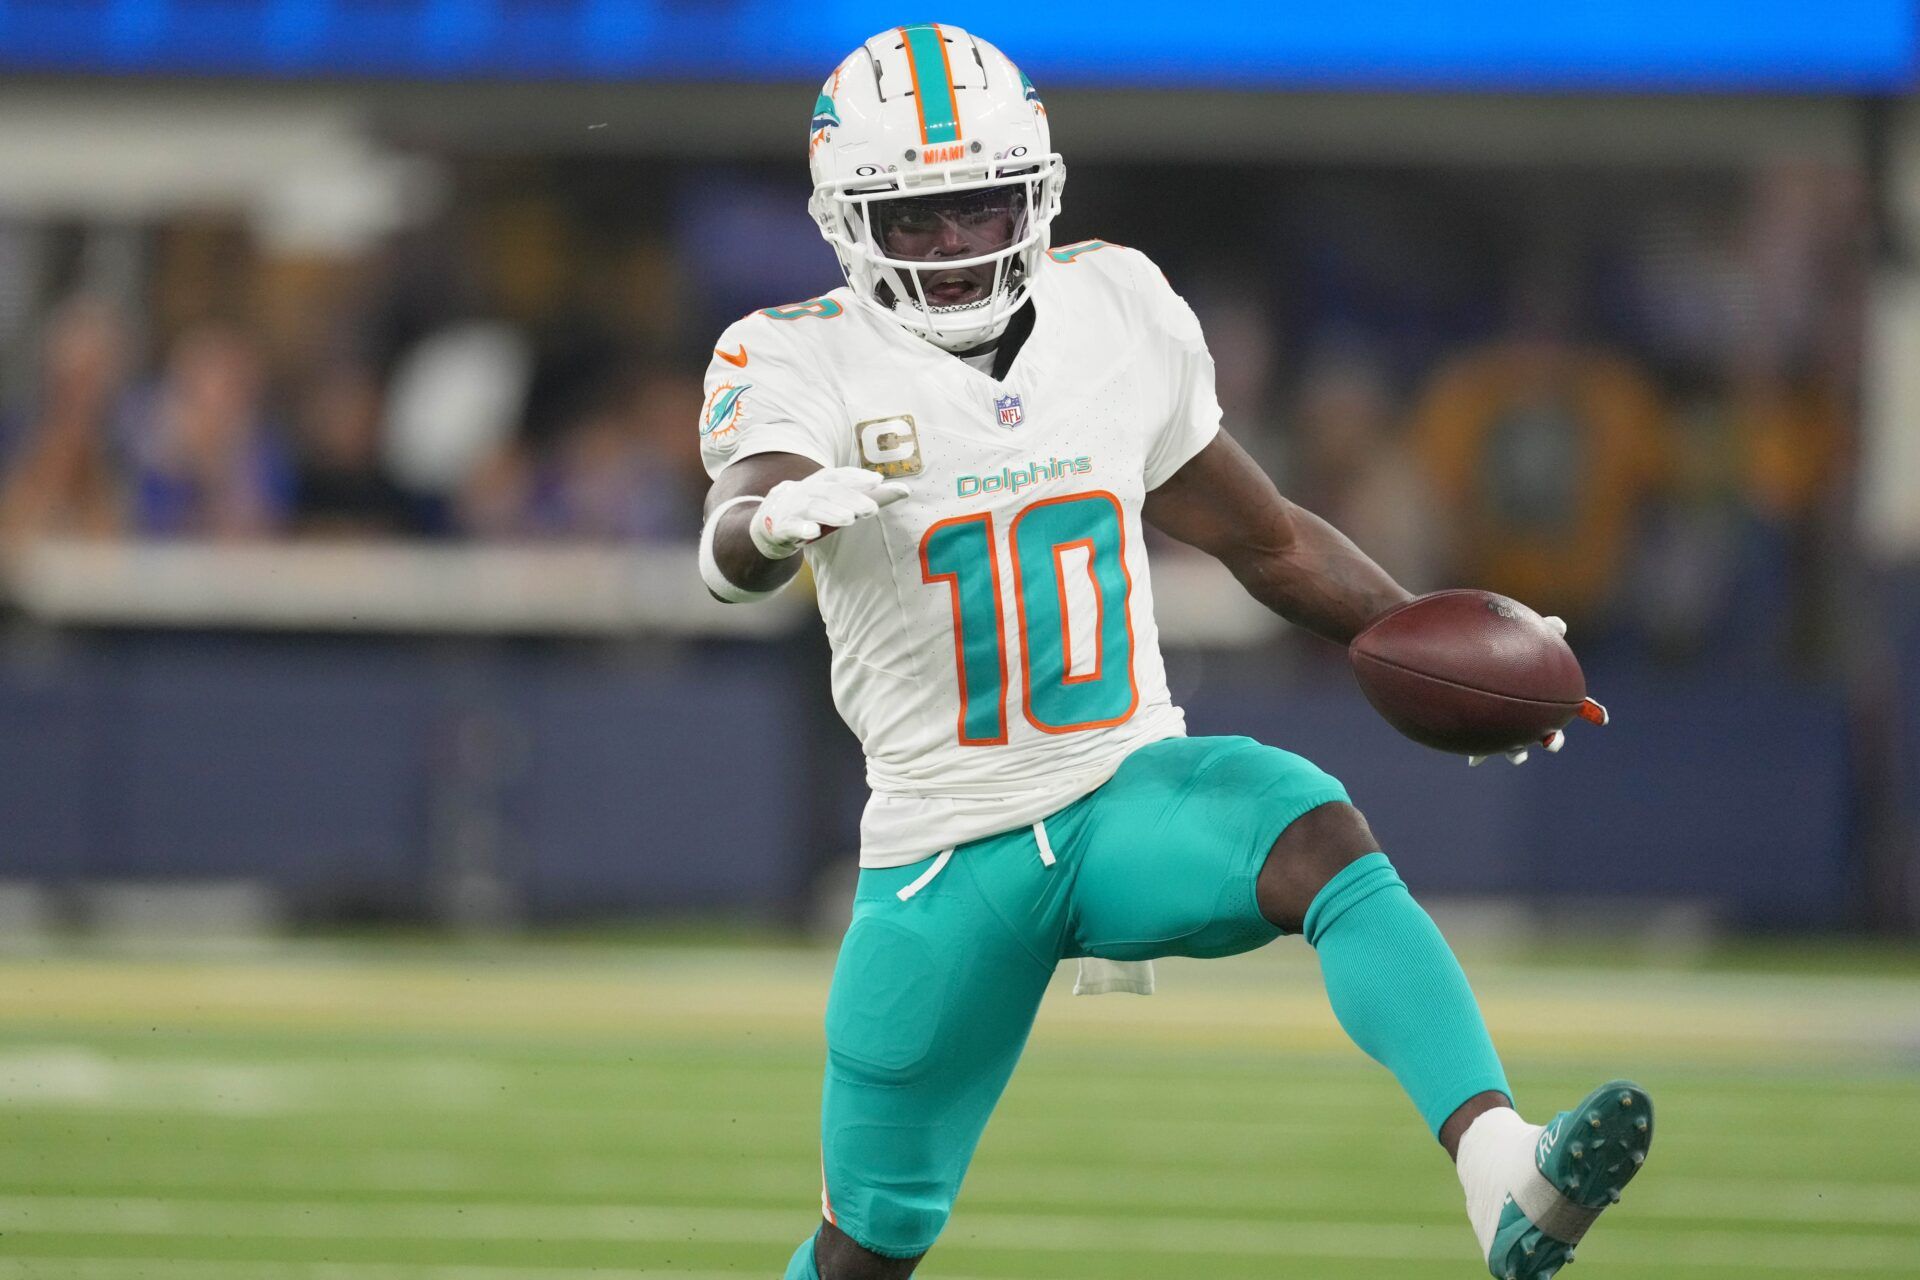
[697,25,1651,1280]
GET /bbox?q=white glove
[1468,615,1611,766]
[750,467,910,560]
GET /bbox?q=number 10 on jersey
[920,491,1138,744]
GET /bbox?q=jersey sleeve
[698,312,848,480]
[1109,248,1224,490]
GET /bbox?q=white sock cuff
[1457,1106,1538,1258]
[1459,1105,1529,1152]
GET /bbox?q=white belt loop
[896,848,954,901]
[1032,820,1056,867]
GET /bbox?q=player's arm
[699,453,909,602]
[702,453,819,599]
[1142,430,1412,646]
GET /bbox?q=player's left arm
[1144,430,1605,763]
[1142,429,1412,647]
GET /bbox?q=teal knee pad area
[822,1118,955,1256]
[783,1233,820,1280]
[1305,853,1511,1136]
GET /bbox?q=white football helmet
[807,24,1065,352]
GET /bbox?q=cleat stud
[1570,1141,1585,1159]
[1630,1150,1646,1166]
[1587,1112,1603,1129]
[1619,1092,1634,1107]
[1608,1189,1622,1204]
[1635,1117,1649,1132]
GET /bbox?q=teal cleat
[1486,1080,1654,1279]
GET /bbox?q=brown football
[1349,589,1587,756]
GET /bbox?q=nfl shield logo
[994,393,1024,429]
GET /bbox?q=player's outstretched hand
[1467,615,1610,766]
[751,467,911,560]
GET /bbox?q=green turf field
[1,940,1917,1279]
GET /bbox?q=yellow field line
[2,955,1917,1063]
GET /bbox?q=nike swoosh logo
[715,345,748,367]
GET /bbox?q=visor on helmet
[868,185,1029,262]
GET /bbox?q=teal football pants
[794,733,1512,1269]
[813,734,1347,1259]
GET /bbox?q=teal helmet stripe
[900,23,960,144]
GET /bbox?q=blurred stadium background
[2,3,1919,1277]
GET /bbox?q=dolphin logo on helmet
[811,92,841,134]
[1019,68,1045,112]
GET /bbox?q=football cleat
[1487,1081,1654,1279]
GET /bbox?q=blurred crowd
[0,154,1862,668]
[0,173,710,549]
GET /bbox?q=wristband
[699,495,783,603]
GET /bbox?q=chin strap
[867,288,1015,352]
[922,308,1012,352]
[862,265,1027,351]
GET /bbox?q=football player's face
[872,187,1025,310]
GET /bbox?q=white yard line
[2,1149,1917,1225]
[0,1196,1915,1270]
[0,1047,509,1116]
[0,1262,865,1280]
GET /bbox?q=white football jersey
[700,242,1222,867]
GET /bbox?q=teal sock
[1304,852,1511,1136]
[783,1231,821,1279]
